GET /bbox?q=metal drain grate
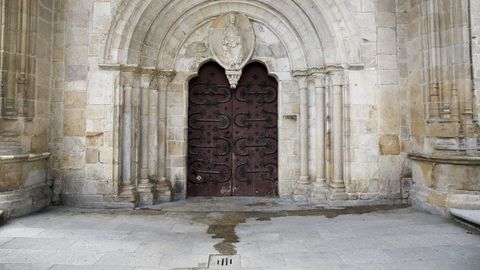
[208,254,241,269]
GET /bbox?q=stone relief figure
[209,12,255,88]
[222,13,243,69]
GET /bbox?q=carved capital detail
[120,71,136,88]
[293,70,309,89]
[156,70,176,90]
[330,70,345,87]
[311,73,327,88]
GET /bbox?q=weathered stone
[377,27,397,54]
[0,163,22,192]
[167,141,184,156]
[85,148,99,164]
[379,135,401,155]
[63,110,86,136]
[64,91,86,109]
[65,65,88,81]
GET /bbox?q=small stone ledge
[450,208,480,225]
[408,152,480,165]
[0,152,51,164]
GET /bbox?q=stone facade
[404,0,480,215]
[0,0,54,217]
[0,0,479,216]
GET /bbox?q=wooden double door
[187,62,278,196]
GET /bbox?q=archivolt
[103,0,361,69]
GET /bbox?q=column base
[293,176,311,201]
[297,175,310,185]
[154,178,173,203]
[137,179,155,205]
[330,179,348,200]
[310,178,328,202]
[118,183,137,203]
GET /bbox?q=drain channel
[208,254,241,269]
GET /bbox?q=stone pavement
[0,199,479,269]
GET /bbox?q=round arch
[102,0,362,68]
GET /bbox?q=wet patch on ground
[194,204,408,255]
[50,204,412,255]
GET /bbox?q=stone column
[119,71,137,202]
[330,70,347,200]
[154,71,175,203]
[293,73,310,200]
[137,72,154,205]
[147,74,159,182]
[311,72,328,201]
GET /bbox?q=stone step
[450,208,480,228]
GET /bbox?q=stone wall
[42,0,410,207]
[405,0,480,215]
[0,0,54,153]
[344,0,405,201]
[472,0,480,121]
[0,0,55,217]
[50,0,120,207]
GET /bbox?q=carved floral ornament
[209,12,255,88]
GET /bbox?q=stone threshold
[137,196,406,213]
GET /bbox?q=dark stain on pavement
[55,204,409,255]
[196,204,407,255]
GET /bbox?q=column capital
[293,70,309,89]
[120,71,136,88]
[311,73,327,88]
[330,70,345,87]
[151,70,176,89]
[120,65,143,87]
[156,70,176,81]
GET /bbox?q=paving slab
[0,200,478,270]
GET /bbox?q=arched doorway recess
[101,1,361,203]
